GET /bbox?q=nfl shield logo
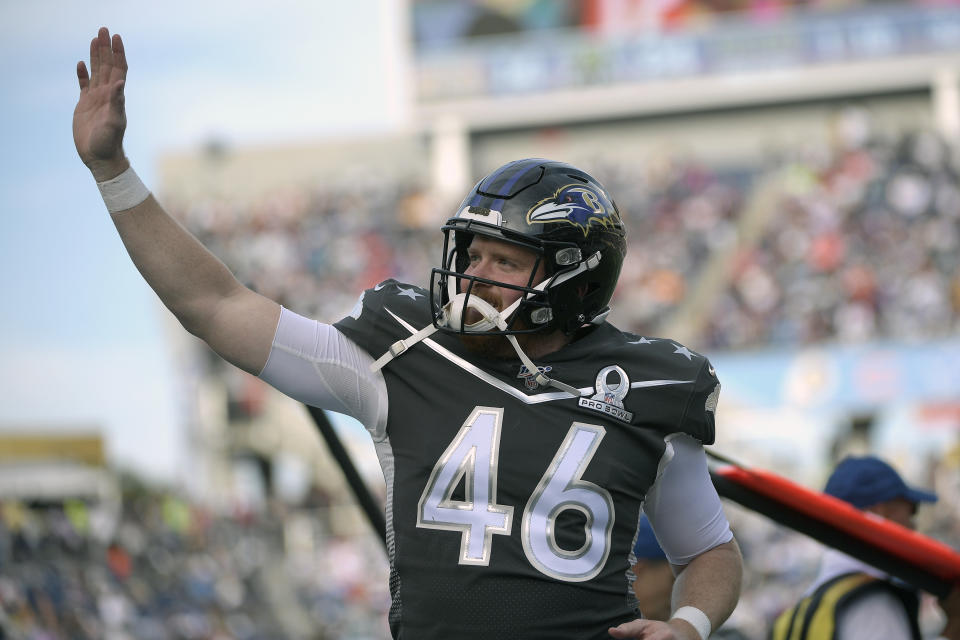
[517,365,553,391]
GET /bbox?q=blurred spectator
[770,455,960,640]
[631,515,674,622]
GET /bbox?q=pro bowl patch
[578,365,633,423]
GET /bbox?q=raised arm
[73,27,280,374]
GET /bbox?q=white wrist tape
[96,166,151,213]
[671,606,712,640]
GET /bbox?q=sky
[0,1,401,483]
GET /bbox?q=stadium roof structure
[413,4,960,132]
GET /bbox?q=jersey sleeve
[643,433,733,565]
[258,307,389,440]
[333,279,430,361]
[677,357,720,445]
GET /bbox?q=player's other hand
[609,617,696,640]
[940,585,960,640]
[73,27,129,181]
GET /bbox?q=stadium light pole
[305,405,388,554]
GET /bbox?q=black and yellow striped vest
[770,572,921,640]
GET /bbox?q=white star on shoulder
[397,287,424,300]
[629,337,657,345]
[672,343,695,360]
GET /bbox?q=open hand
[73,27,129,181]
[940,585,960,640]
[609,618,696,640]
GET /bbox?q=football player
[74,28,742,640]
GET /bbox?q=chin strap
[370,322,440,372]
[370,292,583,399]
[503,333,583,397]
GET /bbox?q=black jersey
[334,280,720,640]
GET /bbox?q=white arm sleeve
[257,307,389,440]
[643,433,733,566]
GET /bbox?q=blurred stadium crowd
[2,122,959,639]
[705,126,960,349]
[0,483,389,640]
[168,120,960,350]
[1,453,957,639]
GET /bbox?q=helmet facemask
[430,218,590,338]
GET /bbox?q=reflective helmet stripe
[471,158,545,211]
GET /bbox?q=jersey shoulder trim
[335,280,434,358]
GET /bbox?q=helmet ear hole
[453,235,473,274]
[455,253,470,274]
[530,307,553,324]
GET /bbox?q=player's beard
[458,287,543,359]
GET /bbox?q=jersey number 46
[416,406,614,582]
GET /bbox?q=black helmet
[431,158,627,336]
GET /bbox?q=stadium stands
[0,484,388,639]
[167,127,957,352]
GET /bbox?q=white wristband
[96,166,151,213]
[671,606,711,640]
